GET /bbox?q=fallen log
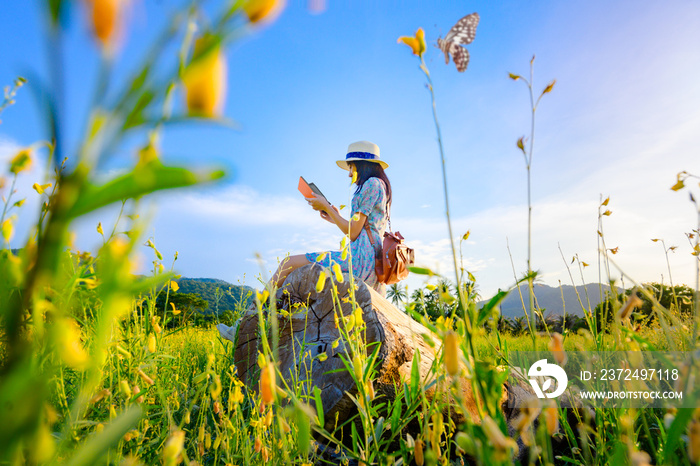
[232,264,486,428]
[229,264,584,463]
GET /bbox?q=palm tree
[387,284,408,307]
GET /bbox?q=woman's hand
[306,194,331,213]
[320,205,340,223]
[306,194,349,233]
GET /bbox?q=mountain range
[485,283,618,318]
[175,278,254,314]
[176,277,617,319]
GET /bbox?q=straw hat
[336,141,389,170]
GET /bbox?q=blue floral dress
[306,177,388,295]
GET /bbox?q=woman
[270,140,391,295]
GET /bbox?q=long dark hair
[352,160,392,210]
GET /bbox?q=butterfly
[437,12,480,72]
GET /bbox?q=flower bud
[183,37,227,117]
[88,0,122,48]
[618,292,643,321]
[689,419,700,463]
[120,380,132,398]
[9,148,32,174]
[147,333,156,353]
[549,332,566,365]
[259,363,276,404]
[332,262,344,283]
[352,354,363,381]
[414,438,424,466]
[162,430,185,463]
[243,0,285,25]
[315,271,327,292]
[544,403,559,435]
[443,331,460,376]
[137,368,154,386]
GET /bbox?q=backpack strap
[364,221,387,283]
[363,222,382,261]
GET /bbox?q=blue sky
[1,0,699,299]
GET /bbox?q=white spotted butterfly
[437,12,479,72]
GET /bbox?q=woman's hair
[352,160,392,209]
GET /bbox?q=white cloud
[171,185,312,226]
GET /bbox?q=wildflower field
[2,1,700,465]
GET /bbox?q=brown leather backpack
[364,223,414,285]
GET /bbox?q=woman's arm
[307,194,366,241]
[324,208,366,241]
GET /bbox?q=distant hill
[484,283,618,318]
[175,278,254,314]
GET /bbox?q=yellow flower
[352,354,363,381]
[513,397,541,433]
[137,140,159,168]
[353,306,364,327]
[137,368,155,386]
[210,374,222,400]
[548,332,567,365]
[120,380,132,398]
[315,270,327,292]
[243,0,286,25]
[689,418,700,463]
[133,384,144,403]
[398,28,426,57]
[629,451,651,466]
[332,262,344,283]
[543,402,559,435]
[89,388,112,404]
[443,331,460,376]
[147,333,156,353]
[162,430,185,465]
[1,217,15,243]
[618,292,643,321]
[259,362,276,404]
[54,318,89,371]
[231,384,244,404]
[88,0,122,47]
[183,37,227,117]
[414,438,424,466]
[257,289,269,303]
[32,183,52,194]
[170,280,179,292]
[481,416,518,453]
[280,417,291,434]
[151,315,162,334]
[9,148,32,174]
